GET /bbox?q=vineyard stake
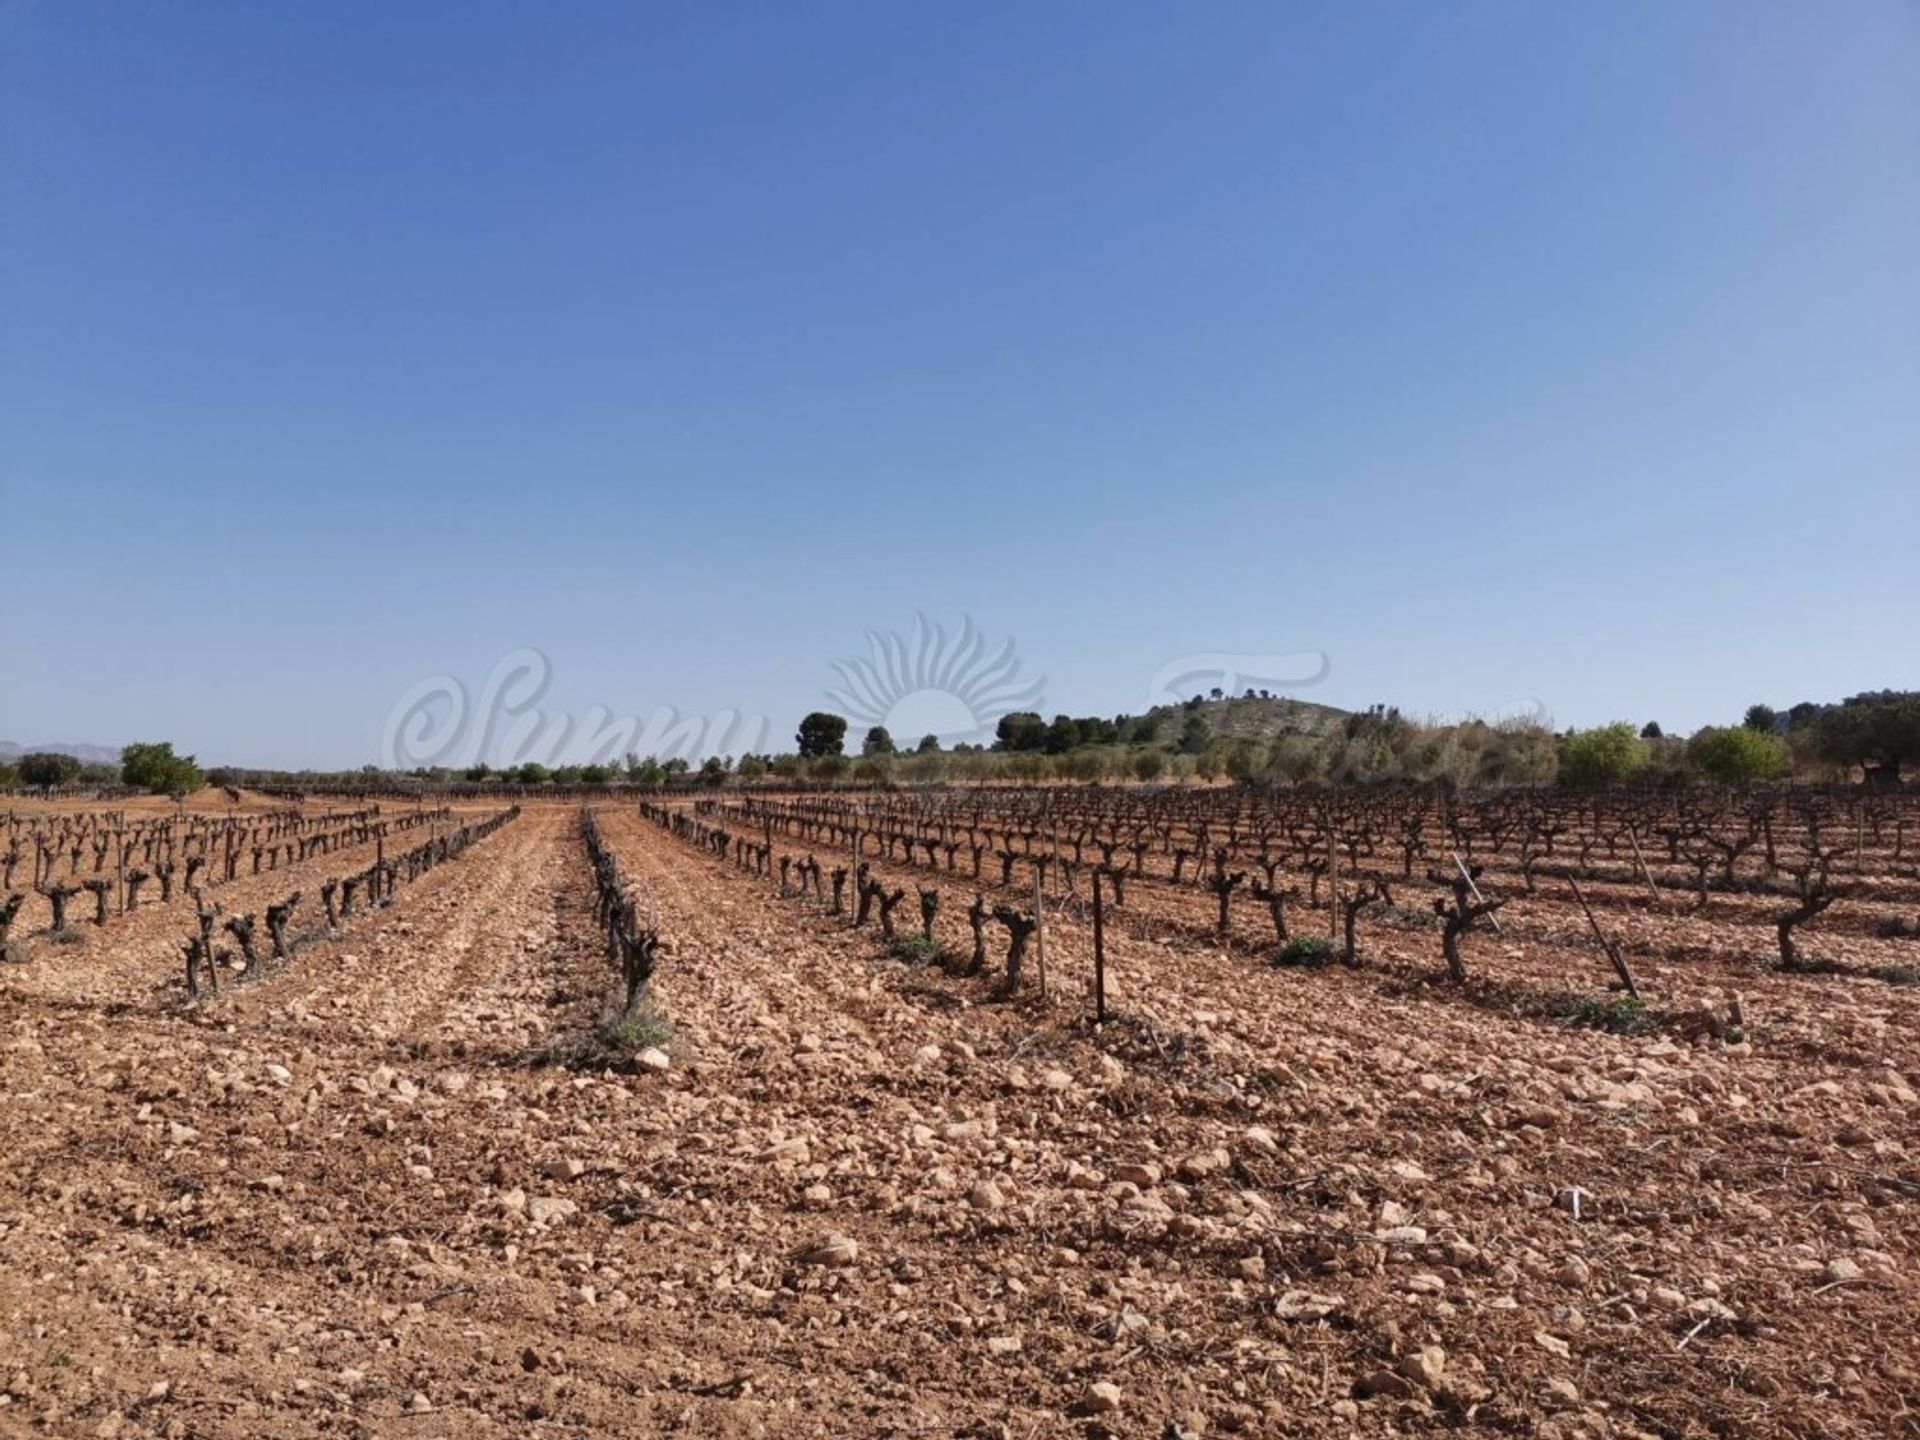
[1567,875,1639,998]
[1091,868,1107,1025]
[1454,852,1503,935]
[1327,828,1338,940]
[1625,824,1664,908]
[1033,868,1048,1001]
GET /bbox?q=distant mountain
[0,741,124,766]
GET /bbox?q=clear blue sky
[4,3,1916,769]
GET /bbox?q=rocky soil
[2,801,1914,1438]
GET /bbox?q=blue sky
[4,2,1916,768]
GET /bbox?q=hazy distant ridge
[0,741,123,766]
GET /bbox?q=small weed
[1379,903,1441,931]
[1870,964,1920,987]
[49,928,87,947]
[1549,992,1663,1036]
[889,935,947,967]
[595,1002,674,1054]
[1274,935,1335,969]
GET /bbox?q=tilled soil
[2,801,1915,1439]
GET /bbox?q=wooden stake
[1092,869,1107,1025]
[1454,851,1503,935]
[1327,829,1339,940]
[1033,868,1048,1001]
[1567,875,1639,998]
[1625,824,1664,908]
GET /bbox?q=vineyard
[1,784,1916,1438]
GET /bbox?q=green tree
[1131,749,1166,781]
[1044,715,1082,755]
[1179,713,1210,756]
[796,711,848,759]
[994,712,1047,752]
[1640,721,1663,739]
[514,761,552,785]
[1687,726,1789,783]
[463,762,493,782]
[120,741,204,795]
[16,751,82,788]
[1743,704,1778,733]
[862,725,896,757]
[1558,723,1646,787]
[915,733,940,753]
[0,763,17,792]
[1813,690,1920,784]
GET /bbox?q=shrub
[1274,935,1335,968]
[1558,723,1646,787]
[1551,992,1660,1035]
[595,1001,673,1054]
[1687,726,1789,783]
[889,935,945,966]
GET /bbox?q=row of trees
[1579,693,1920,788]
[17,693,1902,798]
[2,742,203,796]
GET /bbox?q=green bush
[1552,992,1660,1035]
[889,936,945,966]
[1687,726,1789,783]
[1274,935,1335,968]
[1558,723,1646,787]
